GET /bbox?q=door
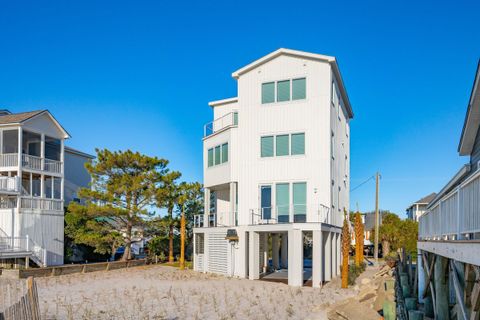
[260,186,272,220]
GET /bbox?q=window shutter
[261,136,274,157]
[208,148,214,167]
[221,143,228,163]
[276,135,289,156]
[277,80,290,102]
[262,82,275,104]
[214,146,221,165]
[276,183,290,220]
[291,133,305,155]
[292,78,306,100]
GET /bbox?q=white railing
[0,153,18,167]
[0,197,17,209]
[22,154,42,171]
[0,176,20,194]
[419,170,480,239]
[0,235,46,266]
[20,197,63,211]
[204,111,238,137]
[44,158,62,173]
[193,214,204,228]
[194,213,231,228]
[250,204,334,225]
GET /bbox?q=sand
[35,265,357,320]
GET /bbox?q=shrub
[348,262,366,285]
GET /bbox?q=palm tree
[354,211,364,267]
[341,209,351,288]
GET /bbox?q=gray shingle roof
[0,110,45,125]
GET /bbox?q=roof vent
[0,110,11,116]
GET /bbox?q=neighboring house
[0,110,93,267]
[417,62,480,310]
[193,48,353,287]
[405,193,436,221]
[64,146,95,204]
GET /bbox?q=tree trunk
[341,211,351,288]
[168,206,174,263]
[180,206,185,270]
[382,240,390,257]
[122,220,133,261]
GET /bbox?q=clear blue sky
[1,0,479,216]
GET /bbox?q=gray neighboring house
[405,193,436,221]
[64,146,94,204]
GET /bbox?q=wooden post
[435,256,449,320]
[180,204,186,270]
[374,172,380,262]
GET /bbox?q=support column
[203,233,209,273]
[325,231,332,281]
[272,234,280,270]
[60,138,64,201]
[229,182,237,226]
[336,232,341,276]
[288,229,303,286]
[332,233,337,277]
[312,230,323,288]
[262,233,268,273]
[249,231,260,280]
[417,249,425,303]
[204,188,210,227]
[281,233,288,268]
[434,255,449,320]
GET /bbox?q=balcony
[0,197,63,211]
[204,111,238,137]
[250,204,335,225]
[193,212,233,228]
[419,169,480,240]
[0,154,62,174]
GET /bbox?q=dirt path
[36,265,356,320]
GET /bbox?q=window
[276,135,289,156]
[214,146,221,165]
[277,80,290,102]
[22,131,41,156]
[2,130,18,154]
[221,143,228,163]
[292,78,306,100]
[262,82,275,104]
[291,133,305,155]
[207,142,229,167]
[207,148,214,167]
[54,177,61,199]
[233,112,238,125]
[44,176,53,198]
[276,183,290,223]
[261,136,274,157]
[262,78,306,104]
[45,136,61,161]
[293,182,307,222]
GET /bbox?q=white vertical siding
[207,231,229,275]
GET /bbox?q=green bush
[348,262,366,285]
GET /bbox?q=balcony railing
[0,234,47,266]
[0,197,63,211]
[22,154,62,174]
[419,170,480,240]
[204,111,238,137]
[193,213,231,228]
[0,153,18,167]
[250,204,334,225]
[0,176,20,194]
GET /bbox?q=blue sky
[0,0,479,216]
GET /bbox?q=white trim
[208,97,238,108]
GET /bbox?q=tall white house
[0,110,93,267]
[193,48,353,287]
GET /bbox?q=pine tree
[341,209,351,289]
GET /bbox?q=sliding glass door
[260,186,272,220]
[276,183,290,223]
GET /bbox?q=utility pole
[374,172,380,262]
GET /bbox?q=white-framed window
[260,133,305,158]
[207,142,228,167]
[261,77,306,104]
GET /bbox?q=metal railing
[194,214,204,228]
[419,170,480,240]
[0,176,20,194]
[250,204,333,225]
[204,111,238,137]
[193,213,232,228]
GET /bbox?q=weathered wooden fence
[0,277,40,320]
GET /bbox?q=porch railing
[204,111,238,137]
[193,213,231,228]
[22,154,62,174]
[0,154,18,167]
[20,197,64,211]
[0,176,20,194]
[419,169,480,240]
[0,235,47,266]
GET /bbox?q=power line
[350,175,375,193]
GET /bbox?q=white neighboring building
[0,110,93,266]
[193,48,353,286]
[405,193,436,221]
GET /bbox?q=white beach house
[193,48,353,286]
[0,110,93,267]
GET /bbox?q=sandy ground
[35,265,357,320]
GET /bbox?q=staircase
[0,235,46,267]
